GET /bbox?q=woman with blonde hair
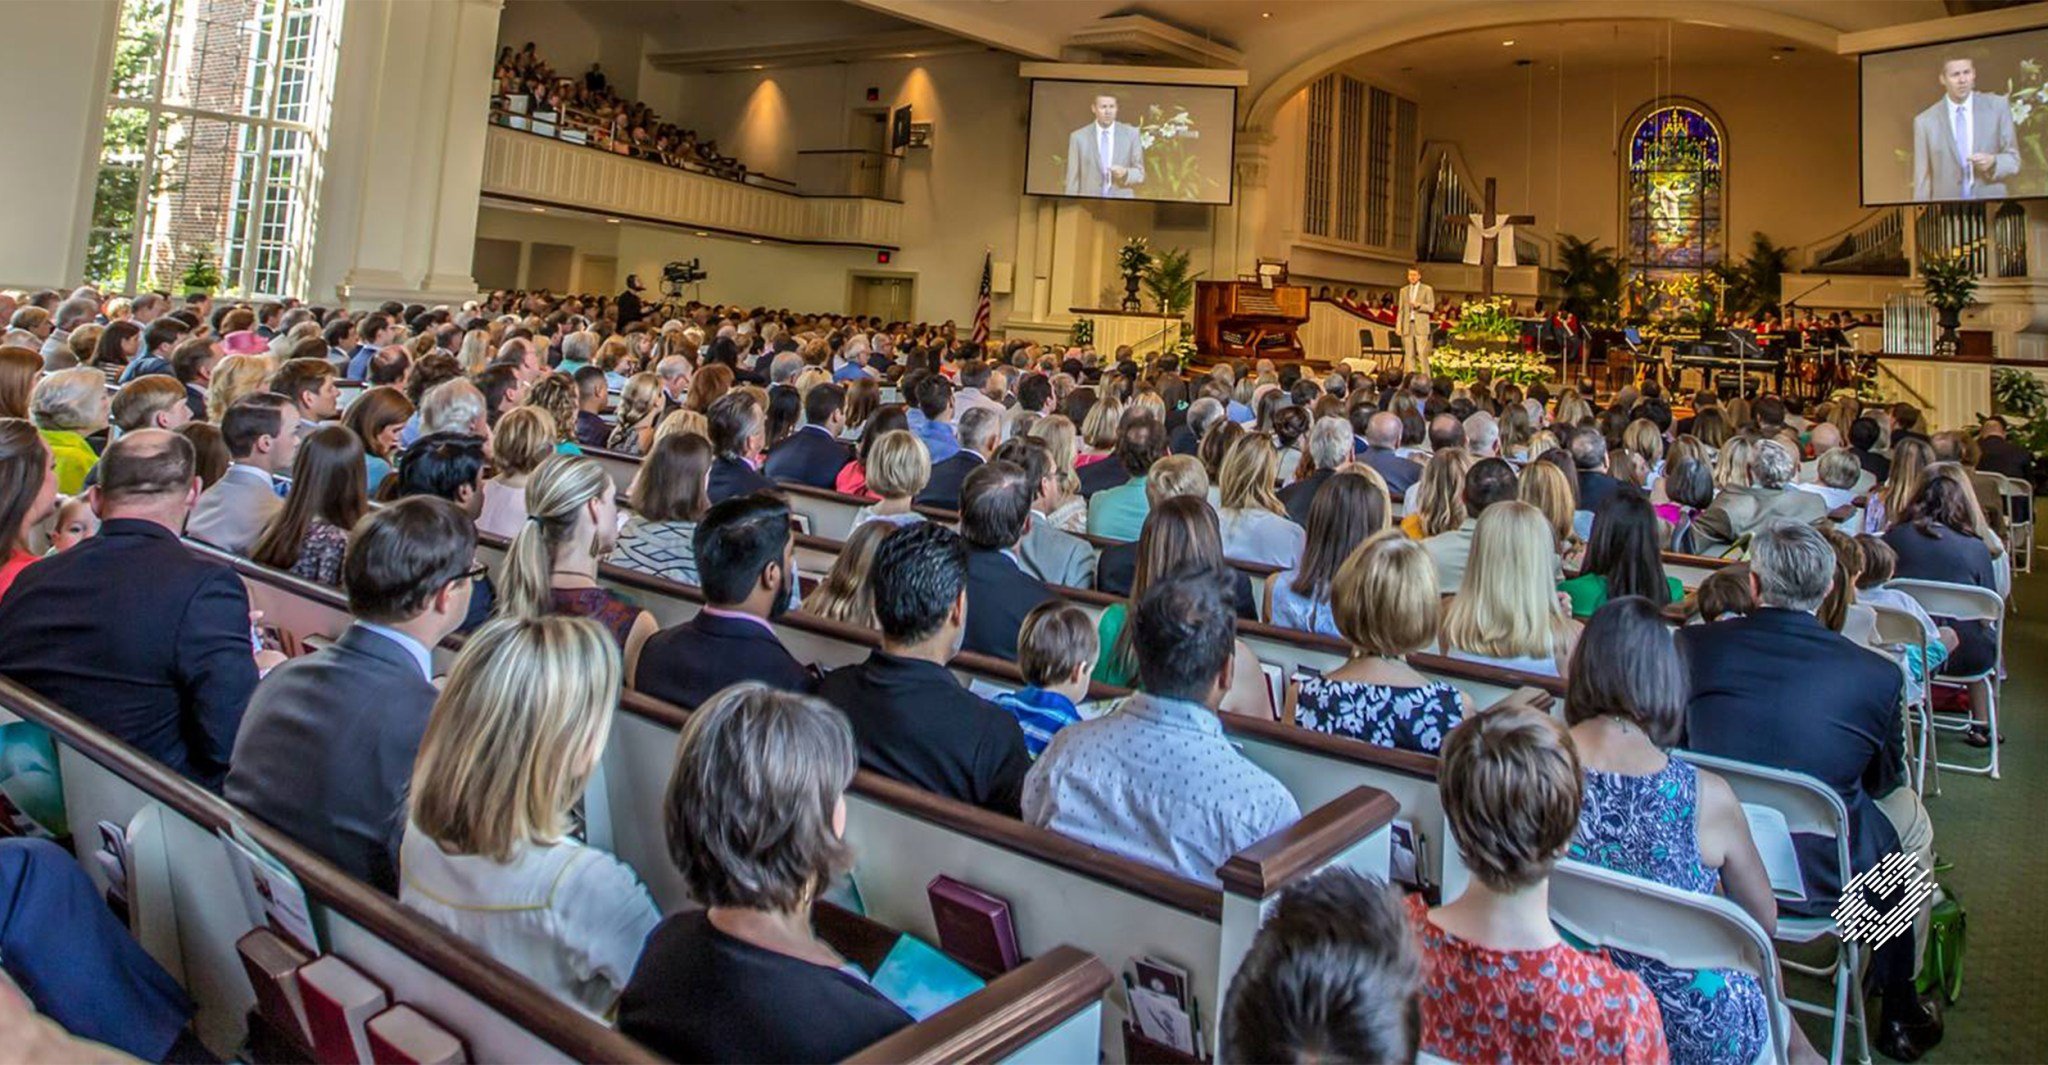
[1216,431,1305,567]
[401,615,658,1017]
[1711,434,1757,491]
[1691,407,1731,450]
[653,408,710,446]
[1440,501,1581,677]
[1622,419,1663,488]
[1401,448,1475,540]
[800,519,894,628]
[1293,532,1474,753]
[1075,396,1122,467]
[522,372,584,455]
[1553,391,1593,427]
[478,406,556,538]
[499,453,657,672]
[456,329,494,374]
[607,372,663,456]
[1027,414,1087,532]
[1866,436,1934,534]
[851,429,929,529]
[1517,458,1585,569]
[206,353,274,421]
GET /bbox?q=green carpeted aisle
[1908,559,2048,1063]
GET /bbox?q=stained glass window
[1624,104,1724,323]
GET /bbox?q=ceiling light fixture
[531,206,545,213]
[751,64,764,70]
[1261,11,1271,18]
[694,231,709,237]
[1501,39,1516,46]
[605,218,620,224]
[749,239,763,244]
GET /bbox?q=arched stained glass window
[1623,102,1725,323]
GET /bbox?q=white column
[309,0,500,308]
[0,1,118,290]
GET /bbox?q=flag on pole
[971,250,992,345]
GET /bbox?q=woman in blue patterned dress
[1565,596,1821,1064]
[1291,533,1473,755]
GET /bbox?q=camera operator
[617,273,646,328]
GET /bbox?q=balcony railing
[479,125,901,249]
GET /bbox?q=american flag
[970,250,992,345]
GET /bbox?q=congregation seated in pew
[618,684,914,1062]
[633,491,810,705]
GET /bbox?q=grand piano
[1195,280,1310,361]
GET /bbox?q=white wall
[0,0,117,290]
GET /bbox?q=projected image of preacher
[1064,94,1146,198]
[1913,56,2019,201]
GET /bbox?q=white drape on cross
[1462,214,1518,268]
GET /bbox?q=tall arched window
[1623,102,1724,323]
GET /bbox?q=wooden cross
[1466,177,1535,297]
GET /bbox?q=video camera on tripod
[661,258,707,297]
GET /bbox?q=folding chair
[1865,602,1936,796]
[1551,859,1793,1065]
[1887,579,2005,780]
[1996,473,2032,574]
[1681,751,1867,1065]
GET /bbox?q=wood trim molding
[1216,786,1402,900]
[845,946,1114,1065]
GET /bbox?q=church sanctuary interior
[8,0,2048,1061]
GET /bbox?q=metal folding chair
[1996,473,2032,574]
[1887,579,2005,780]
[1551,859,1794,1064]
[1865,602,1935,795]
[1681,751,1867,1065]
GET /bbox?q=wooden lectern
[1195,280,1310,361]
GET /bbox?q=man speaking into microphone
[1064,94,1146,198]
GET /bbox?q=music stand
[1716,327,1762,398]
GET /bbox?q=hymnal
[926,874,1020,978]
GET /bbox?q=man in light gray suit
[185,393,299,555]
[226,498,475,894]
[1000,438,1098,590]
[1063,94,1146,198]
[1395,266,1437,374]
[1913,56,2020,201]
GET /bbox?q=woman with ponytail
[498,453,657,677]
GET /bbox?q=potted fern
[1921,248,1979,357]
[180,246,223,297]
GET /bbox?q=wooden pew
[202,544,1400,1059]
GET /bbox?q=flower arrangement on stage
[1067,318,1094,348]
[1433,296,1548,386]
[1449,295,1519,343]
[1117,237,1153,277]
[1431,344,1551,387]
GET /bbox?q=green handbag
[1917,885,1966,1005]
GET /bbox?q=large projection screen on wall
[1862,26,2048,204]
[1024,78,1238,205]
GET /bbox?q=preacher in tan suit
[1395,267,1436,374]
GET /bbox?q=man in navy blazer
[1677,521,1941,1056]
[1568,426,1623,514]
[1352,411,1421,499]
[0,431,265,792]
[762,382,853,489]
[225,499,476,893]
[705,390,775,505]
[635,493,812,707]
[958,460,1056,661]
[917,407,999,512]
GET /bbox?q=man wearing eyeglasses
[226,497,479,894]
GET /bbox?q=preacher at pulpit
[1064,95,1146,198]
[1396,267,1436,373]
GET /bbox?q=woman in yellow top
[29,368,107,494]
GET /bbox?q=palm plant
[1142,246,1202,318]
[1546,235,1623,325]
[1712,232,1794,317]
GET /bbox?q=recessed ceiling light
[1501,39,1516,46]
[531,206,545,213]
[694,231,709,237]
[1770,54,1782,60]
[751,65,763,70]
[749,239,763,244]
[903,53,918,58]
[1261,11,1271,18]
[605,217,620,224]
